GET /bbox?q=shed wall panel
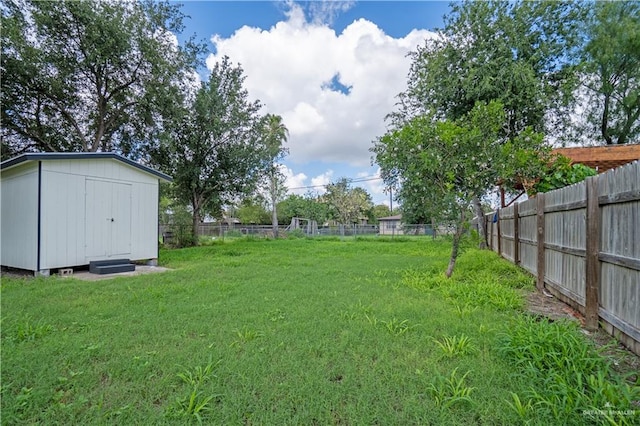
[0,164,38,270]
[39,170,86,269]
[42,159,158,185]
[38,162,160,269]
[129,182,159,259]
[379,220,402,235]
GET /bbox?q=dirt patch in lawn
[2,265,171,281]
[525,289,585,324]
[524,289,639,384]
[68,265,171,281]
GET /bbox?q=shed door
[85,179,132,258]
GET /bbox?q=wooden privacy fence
[484,160,640,355]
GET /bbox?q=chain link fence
[159,222,446,246]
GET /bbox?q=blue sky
[173,1,452,205]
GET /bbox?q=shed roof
[379,215,402,221]
[1,152,172,181]
[552,145,640,173]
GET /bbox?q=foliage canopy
[323,178,374,229]
[1,0,203,159]
[151,57,278,241]
[579,1,640,145]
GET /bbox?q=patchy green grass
[1,238,637,424]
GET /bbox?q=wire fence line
[158,222,440,245]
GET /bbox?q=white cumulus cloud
[280,165,308,195]
[310,170,335,194]
[206,3,437,168]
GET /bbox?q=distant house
[221,217,241,227]
[378,215,402,235]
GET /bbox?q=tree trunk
[445,209,466,278]
[601,92,612,145]
[271,194,279,238]
[472,196,487,249]
[269,171,279,238]
[191,205,201,247]
[617,105,640,146]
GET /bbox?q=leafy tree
[372,204,393,222]
[159,195,197,248]
[259,114,289,237]
[353,187,376,224]
[390,0,573,247]
[323,179,373,235]
[1,0,202,159]
[277,195,307,225]
[277,193,330,226]
[395,178,435,227]
[398,1,581,134]
[579,1,640,145]
[236,197,270,225]
[374,101,545,277]
[150,57,270,243]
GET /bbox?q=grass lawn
[1,237,638,425]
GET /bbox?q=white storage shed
[378,215,403,235]
[1,152,172,275]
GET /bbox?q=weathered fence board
[487,160,640,355]
[500,206,515,262]
[545,250,586,305]
[491,213,499,254]
[601,202,640,259]
[518,198,538,275]
[600,263,640,341]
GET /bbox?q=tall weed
[433,335,477,358]
[381,318,417,336]
[8,315,53,342]
[400,249,532,311]
[427,368,475,409]
[498,316,640,425]
[168,358,221,423]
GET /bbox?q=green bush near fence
[1,238,637,424]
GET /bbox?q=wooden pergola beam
[552,145,640,173]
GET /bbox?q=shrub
[286,228,306,239]
[531,155,597,195]
[498,316,640,424]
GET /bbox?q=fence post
[497,208,502,256]
[536,193,545,291]
[585,176,601,330]
[513,203,520,265]
[488,213,493,250]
